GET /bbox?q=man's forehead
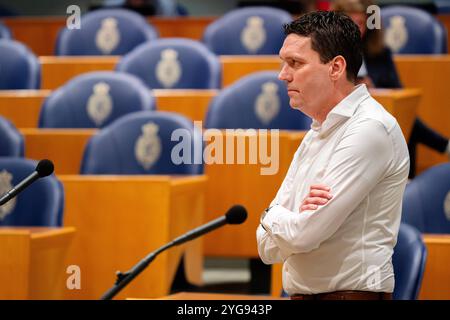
[279,34,312,57]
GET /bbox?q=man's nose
[278,65,291,82]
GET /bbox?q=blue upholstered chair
[203,6,291,55]
[0,157,64,226]
[116,38,221,89]
[81,111,203,175]
[39,71,155,128]
[0,116,23,157]
[56,8,158,55]
[381,5,447,54]
[0,21,12,39]
[402,163,450,233]
[392,223,427,300]
[0,39,40,89]
[205,71,311,130]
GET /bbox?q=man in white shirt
[256,11,409,300]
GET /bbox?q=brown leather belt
[291,291,393,300]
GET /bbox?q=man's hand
[300,184,333,212]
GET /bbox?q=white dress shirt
[257,84,410,295]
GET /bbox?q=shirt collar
[310,84,370,135]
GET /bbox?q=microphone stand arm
[100,241,175,300]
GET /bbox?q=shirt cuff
[260,204,296,261]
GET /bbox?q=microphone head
[225,205,247,225]
[36,159,54,177]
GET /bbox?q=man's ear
[329,55,347,81]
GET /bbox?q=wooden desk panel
[371,88,421,141]
[40,56,118,90]
[418,234,450,299]
[270,234,450,300]
[3,17,216,56]
[203,130,306,258]
[21,128,96,175]
[154,89,217,122]
[60,175,206,299]
[0,227,75,299]
[221,55,281,87]
[0,90,50,128]
[394,55,450,174]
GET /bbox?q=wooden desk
[2,17,216,56]
[0,227,75,299]
[60,175,207,300]
[394,55,450,174]
[270,234,450,300]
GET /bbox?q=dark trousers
[408,118,448,178]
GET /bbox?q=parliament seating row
[1,5,449,56]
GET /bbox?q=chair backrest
[56,8,158,55]
[0,21,12,39]
[392,223,427,300]
[81,111,203,175]
[205,71,311,130]
[381,5,447,54]
[116,38,221,89]
[203,6,291,55]
[0,157,64,226]
[39,71,155,128]
[0,116,23,157]
[402,163,450,233]
[0,39,40,89]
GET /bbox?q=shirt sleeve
[256,136,308,264]
[261,118,394,255]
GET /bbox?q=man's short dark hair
[284,11,363,82]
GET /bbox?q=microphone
[100,205,247,300]
[170,204,247,246]
[0,159,54,206]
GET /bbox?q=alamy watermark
[66,5,81,30]
[366,5,381,30]
[66,265,81,290]
[170,122,280,176]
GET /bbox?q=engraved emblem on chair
[156,48,182,88]
[135,122,162,170]
[0,170,16,220]
[87,82,113,126]
[385,16,408,53]
[255,81,280,124]
[241,16,266,53]
[444,191,450,221]
[96,17,120,54]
